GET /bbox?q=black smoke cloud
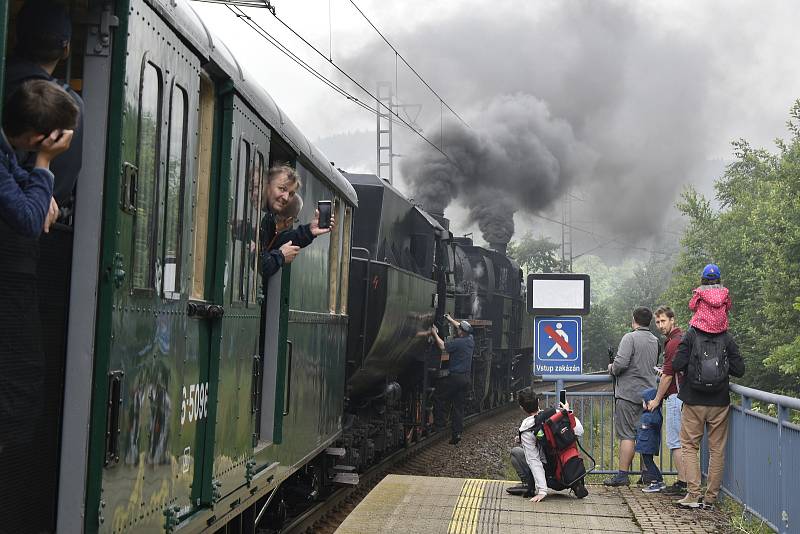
[341,1,717,248]
[401,95,593,244]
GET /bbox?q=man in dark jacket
[5,0,84,208]
[672,327,744,509]
[0,80,78,534]
[431,314,474,445]
[258,164,333,280]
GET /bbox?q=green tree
[662,101,800,394]
[582,303,619,371]
[507,233,560,275]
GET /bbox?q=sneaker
[642,481,666,493]
[505,484,530,496]
[662,483,687,496]
[676,494,703,508]
[449,434,462,445]
[603,472,630,487]
[701,500,715,511]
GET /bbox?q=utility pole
[376,82,393,184]
[561,190,573,272]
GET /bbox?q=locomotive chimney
[489,241,508,255]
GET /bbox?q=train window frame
[131,58,164,293]
[247,150,266,306]
[190,73,215,301]
[230,136,251,306]
[327,196,342,313]
[162,82,188,300]
[339,205,353,315]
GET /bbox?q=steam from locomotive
[400,94,592,247]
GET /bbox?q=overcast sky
[194,0,800,260]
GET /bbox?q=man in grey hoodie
[604,307,659,486]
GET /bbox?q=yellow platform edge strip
[448,479,488,534]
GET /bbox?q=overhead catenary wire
[346,0,470,129]
[527,211,673,257]
[193,1,460,166]
[263,6,459,165]
[219,5,435,141]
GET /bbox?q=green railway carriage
[0,0,356,531]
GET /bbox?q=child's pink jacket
[689,285,731,334]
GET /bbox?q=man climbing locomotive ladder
[430,314,475,445]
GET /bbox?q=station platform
[335,475,720,534]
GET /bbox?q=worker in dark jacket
[258,164,333,280]
[431,314,475,445]
[672,327,744,509]
[5,0,84,208]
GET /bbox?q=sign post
[527,273,590,381]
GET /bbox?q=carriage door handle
[187,301,225,319]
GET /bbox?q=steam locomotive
[335,172,532,473]
[0,0,531,531]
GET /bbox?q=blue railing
[540,374,678,475]
[711,384,800,533]
[540,375,800,534]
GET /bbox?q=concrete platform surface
[335,475,639,534]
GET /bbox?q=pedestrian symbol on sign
[534,316,582,375]
[545,322,573,358]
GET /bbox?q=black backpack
[688,329,730,392]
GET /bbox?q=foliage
[662,102,800,393]
[581,302,619,371]
[507,233,560,275]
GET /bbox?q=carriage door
[96,0,206,530]
[210,95,272,499]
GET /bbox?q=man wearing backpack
[506,389,589,501]
[672,324,744,509]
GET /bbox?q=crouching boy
[507,389,588,501]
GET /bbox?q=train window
[231,138,250,303]
[246,151,265,305]
[191,74,215,300]
[339,205,352,314]
[162,84,188,297]
[328,197,341,313]
[132,61,163,290]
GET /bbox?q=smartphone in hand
[559,389,567,406]
[317,200,332,229]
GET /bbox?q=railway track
[280,378,611,534]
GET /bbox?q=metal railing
[710,384,800,533]
[540,375,800,534]
[540,374,677,476]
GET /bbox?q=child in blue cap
[689,264,731,334]
[636,387,664,492]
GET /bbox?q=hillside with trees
[509,102,800,395]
